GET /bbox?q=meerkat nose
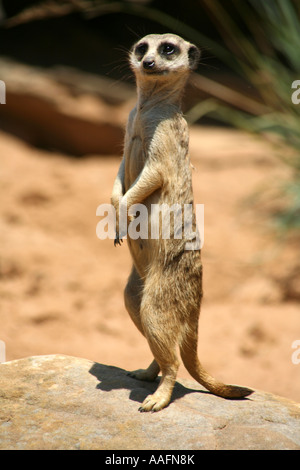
[143,60,155,70]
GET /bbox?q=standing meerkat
[111,33,252,412]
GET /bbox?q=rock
[0,58,134,156]
[0,355,299,450]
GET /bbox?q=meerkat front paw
[114,233,123,247]
[114,227,127,246]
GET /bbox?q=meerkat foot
[128,369,157,382]
[139,392,171,412]
[127,360,160,382]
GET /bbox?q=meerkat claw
[114,235,123,247]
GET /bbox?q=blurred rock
[232,276,283,304]
[0,355,299,450]
[0,58,135,155]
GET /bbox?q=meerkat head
[130,33,200,83]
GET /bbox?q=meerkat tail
[179,335,253,399]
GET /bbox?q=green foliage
[186,0,300,233]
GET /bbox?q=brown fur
[111,34,252,411]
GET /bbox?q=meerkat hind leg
[138,327,180,412]
[124,267,160,382]
[124,265,145,335]
[138,359,179,412]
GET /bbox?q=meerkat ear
[188,44,201,70]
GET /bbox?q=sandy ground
[0,126,299,402]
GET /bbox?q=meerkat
[111,33,252,412]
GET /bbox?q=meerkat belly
[127,190,161,278]
[128,182,193,280]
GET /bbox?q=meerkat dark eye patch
[160,42,180,58]
[135,43,148,60]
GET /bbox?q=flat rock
[0,355,299,450]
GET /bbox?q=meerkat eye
[135,43,148,60]
[160,43,178,56]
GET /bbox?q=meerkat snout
[143,60,155,70]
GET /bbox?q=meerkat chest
[124,112,154,190]
[124,135,145,190]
